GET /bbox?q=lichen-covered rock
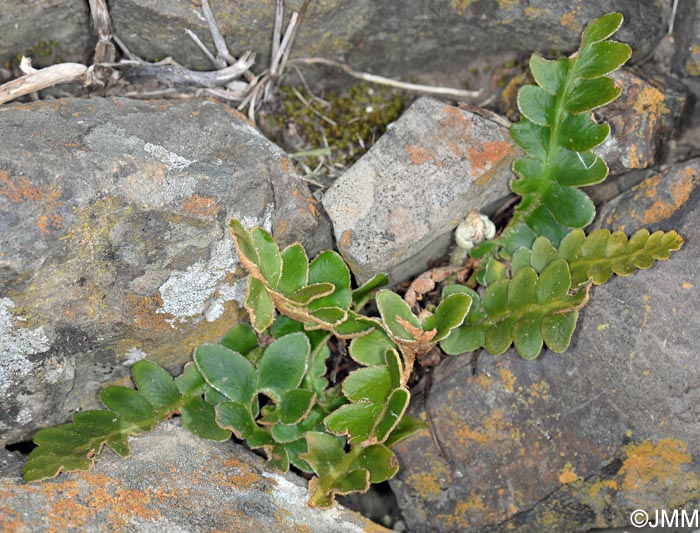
[594,69,687,174]
[322,97,515,284]
[594,158,700,232]
[0,97,331,446]
[0,421,388,532]
[389,174,700,531]
[107,0,668,76]
[0,0,94,68]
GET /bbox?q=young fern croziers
[22,12,684,507]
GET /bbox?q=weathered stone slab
[595,69,687,175]
[389,170,700,531]
[322,97,515,284]
[0,97,331,446]
[673,0,700,77]
[0,0,94,68]
[0,421,388,532]
[594,158,700,232]
[107,1,668,78]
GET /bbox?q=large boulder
[0,420,388,532]
[389,160,700,531]
[0,96,331,446]
[107,1,667,75]
[0,0,94,68]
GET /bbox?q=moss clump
[10,41,63,68]
[260,82,405,178]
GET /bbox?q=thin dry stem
[0,62,89,104]
[291,57,482,100]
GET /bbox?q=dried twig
[89,0,116,64]
[291,57,482,100]
[185,28,222,69]
[0,61,90,104]
[276,0,311,84]
[290,86,337,126]
[107,53,255,88]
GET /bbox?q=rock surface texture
[389,160,700,532]
[0,421,388,532]
[674,0,700,77]
[0,0,94,68]
[0,97,330,446]
[105,0,668,75]
[595,69,686,174]
[594,158,700,232]
[2,1,668,81]
[322,97,515,284]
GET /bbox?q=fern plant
[21,12,684,509]
[442,12,683,359]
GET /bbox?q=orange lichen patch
[0,473,163,532]
[441,105,473,132]
[213,455,261,491]
[182,193,218,218]
[496,0,519,11]
[560,10,576,26]
[0,172,65,234]
[682,281,694,289]
[455,410,512,447]
[123,292,172,331]
[405,459,450,499]
[437,493,489,529]
[0,171,43,203]
[631,84,666,135]
[470,373,493,389]
[455,423,489,445]
[499,368,516,393]
[619,438,691,491]
[407,144,433,165]
[307,198,320,218]
[339,230,353,248]
[588,479,618,500]
[635,173,662,199]
[558,462,579,484]
[468,140,513,175]
[527,380,550,402]
[670,166,698,203]
[450,0,477,15]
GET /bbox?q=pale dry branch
[89,0,116,63]
[269,11,300,79]
[290,86,337,126]
[185,28,221,68]
[291,57,482,100]
[0,62,90,104]
[109,52,255,88]
[276,0,310,84]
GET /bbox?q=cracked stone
[0,97,331,446]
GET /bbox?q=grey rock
[389,170,700,531]
[107,1,668,77]
[0,0,94,68]
[595,69,687,175]
[673,0,700,77]
[0,97,331,446]
[593,158,700,232]
[322,97,515,284]
[0,420,388,532]
[0,447,22,477]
